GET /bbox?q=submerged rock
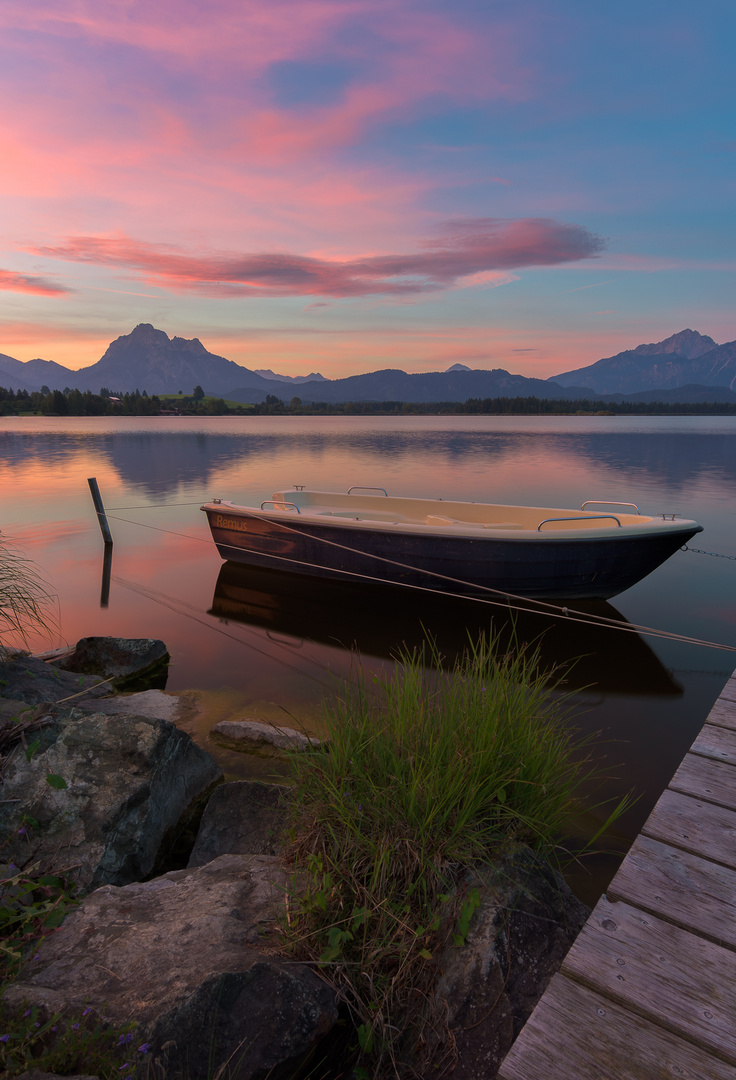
[5,855,338,1080]
[0,710,223,891]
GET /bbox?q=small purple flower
[72,1023,80,1030]
[17,827,27,836]
[82,1007,92,1016]
[138,1043,150,1054]
[23,1010,31,1018]
[0,1035,9,1042]
[119,1064,129,1071]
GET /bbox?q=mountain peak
[632,329,717,360]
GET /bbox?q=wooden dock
[499,668,736,1080]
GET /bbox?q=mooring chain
[683,545,736,561]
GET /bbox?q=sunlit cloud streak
[38,219,603,299]
[0,270,71,297]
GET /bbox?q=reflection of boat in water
[209,561,683,697]
[201,487,702,600]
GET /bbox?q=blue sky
[0,0,733,377]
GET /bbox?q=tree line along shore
[2,384,736,417]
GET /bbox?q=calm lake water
[2,414,735,902]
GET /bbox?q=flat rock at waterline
[0,711,222,891]
[211,718,321,754]
[58,637,169,687]
[5,854,338,1080]
[188,781,291,867]
[74,688,185,724]
[423,848,590,1080]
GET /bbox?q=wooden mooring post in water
[499,666,736,1080]
[87,477,113,607]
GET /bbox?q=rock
[420,847,589,1079]
[0,655,113,706]
[211,719,320,754]
[0,711,223,891]
[5,855,338,1080]
[188,781,291,867]
[59,637,170,690]
[75,689,184,724]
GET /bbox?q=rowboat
[201,487,703,600]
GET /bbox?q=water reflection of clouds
[2,519,88,548]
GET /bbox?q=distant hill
[253,368,327,384]
[1,323,734,403]
[225,367,591,405]
[550,329,736,394]
[601,383,736,405]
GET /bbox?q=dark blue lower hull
[204,509,702,600]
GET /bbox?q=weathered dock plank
[498,666,736,1080]
[498,974,736,1080]
[708,696,736,729]
[669,752,736,810]
[561,896,736,1065]
[642,788,736,870]
[607,833,736,948]
[691,722,736,764]
[719,674,736,704]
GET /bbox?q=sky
[1,0,734,379]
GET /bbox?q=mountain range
[1,324,735,404]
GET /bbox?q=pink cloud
[0,269,70,296]
[37,219,603,299]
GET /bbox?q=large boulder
[59,637,170,690]
[0,710,223,891]
[419,848,589,1079]
[5,855,338,1080]
[188,781,291,867]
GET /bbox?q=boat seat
[316,508,409,523]
[425,514,460,526]
[425,515,524,529]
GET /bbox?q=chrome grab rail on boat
[348,486,389,496]
[537,514,621,532]
[581,500,641,514]
[260,500,301,514]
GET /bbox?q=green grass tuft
[284,632,616,1075]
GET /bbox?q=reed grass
[0,535,58,651]
[285,633,612,1075]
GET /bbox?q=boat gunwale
[201,495,702,544]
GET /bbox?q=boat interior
[260,488,664,534]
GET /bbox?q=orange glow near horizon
[0,319,670,380]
